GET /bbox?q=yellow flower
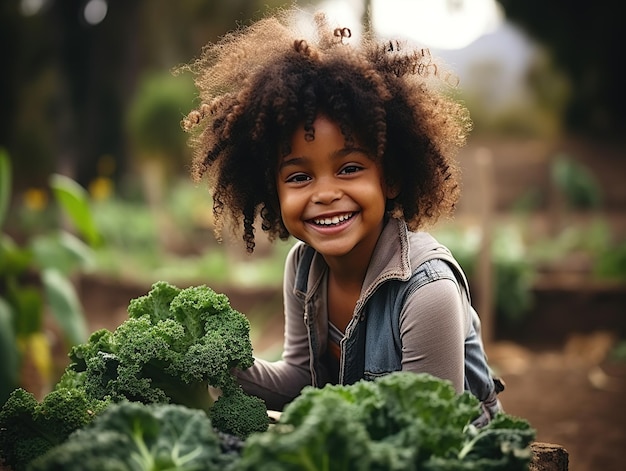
[17,332,53,390]
[89,177,114,201]
[23,188,48,211]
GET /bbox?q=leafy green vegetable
[0,387,110,471]
[0,281,269,469]
[240,386,374,470]
[423,414,535,470]
[240,372,535,470]
[2,282,535,471]
[209,386,275,446]
[28,401,237,471]
[63,281,268,438]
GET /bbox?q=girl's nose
[311,179,342,204]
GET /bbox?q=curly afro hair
[182,7,472,252]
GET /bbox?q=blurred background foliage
[498,0,623,139]
[0,0,625,396]
[0,149,96,402]
[0,0,623,191]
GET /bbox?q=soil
[49,274,624,471]
[486,338,626,471]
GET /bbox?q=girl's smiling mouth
[310,212,356,227]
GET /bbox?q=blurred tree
[497,0,624,139]
[0,0,295,192]
[0,0,142,190]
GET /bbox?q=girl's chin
[303,237,359,259]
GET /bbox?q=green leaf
[41,268,88,346]
[49,173,102,247]
[551,154,602,209]
[0,233,32,276]
[0,297,20,404]
[0,148,11,228]
[7,283,43,336]
[31,231,95,275]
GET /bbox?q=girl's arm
[398,277,468,392]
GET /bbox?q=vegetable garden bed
[496,275,626,347]
[8,272,624,470]
[1,283,543,471]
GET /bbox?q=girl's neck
[325,253,370,290]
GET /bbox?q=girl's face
[276,115,395,261]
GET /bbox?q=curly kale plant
[0,386,110,471]
[28,401,238,471]
[240,372,536,471]
[61,281,269,438]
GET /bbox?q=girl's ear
[385,181,400,199]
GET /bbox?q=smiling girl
[182,6,503,425]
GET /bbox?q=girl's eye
[340,165,362,175]
[285,173,310,183]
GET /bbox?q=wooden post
[476,147,495,344]
[531,442,569,471]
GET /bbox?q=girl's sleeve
[235,243,313,411]
[398,277,468,393]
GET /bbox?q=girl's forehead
[290,114,358,142]
[276,113,375,161]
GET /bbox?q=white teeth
[313,213,353,226]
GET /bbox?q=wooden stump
[531,442,569,471]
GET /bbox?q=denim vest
[294,240,502,418]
